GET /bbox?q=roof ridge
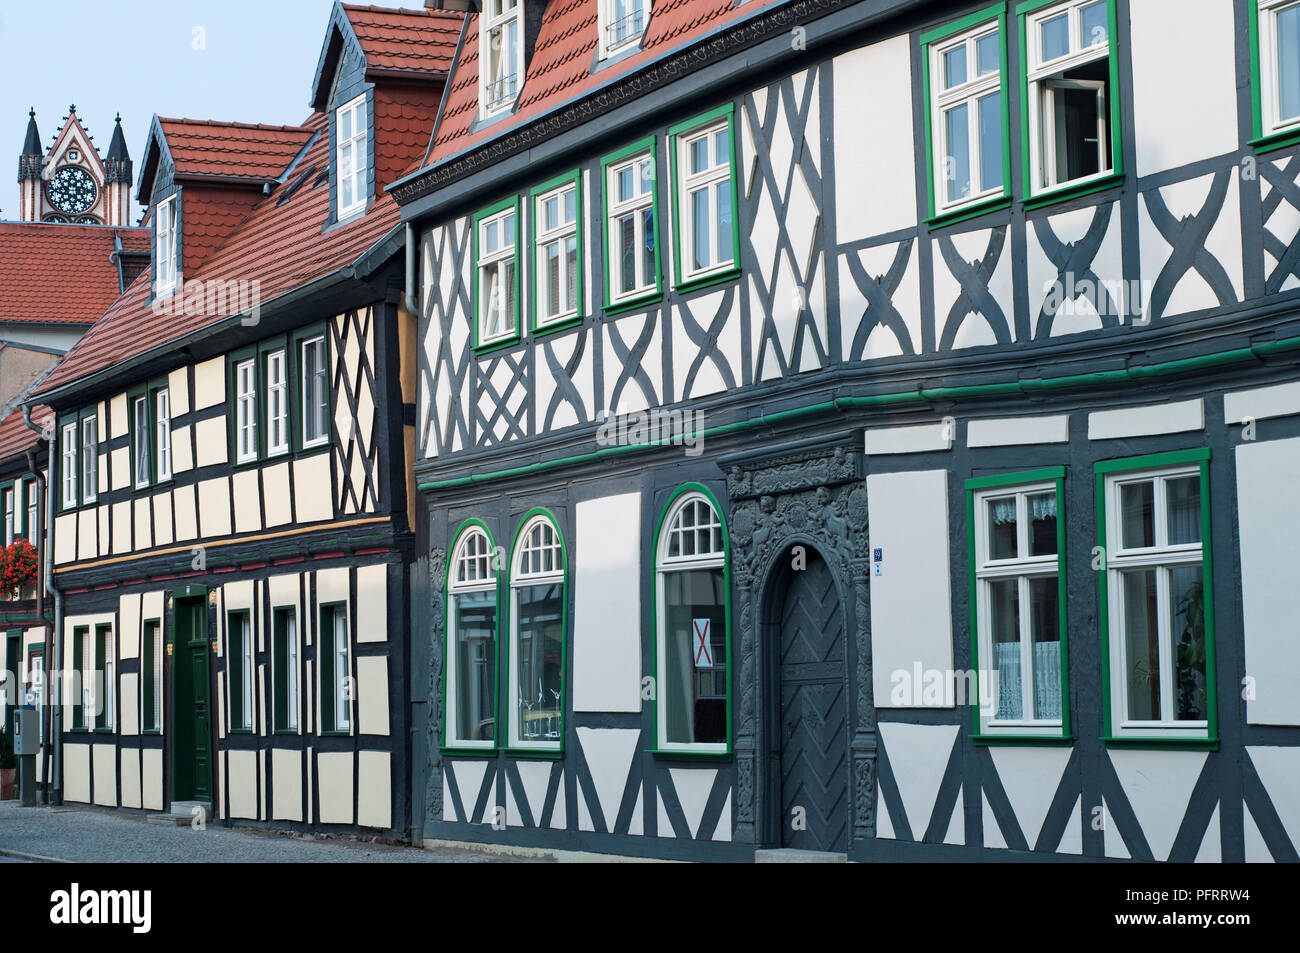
[342,3,462,17]
[158,118,314,133]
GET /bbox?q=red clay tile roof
[0,404,51,468]
[0,223,149,327]
[33,111,401,398]
[342,4,464,77]
[159,119,314,181]
[427,0,781,166]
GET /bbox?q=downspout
[405,222,418,317]
[21,405,59,805]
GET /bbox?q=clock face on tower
[46,166,98,216]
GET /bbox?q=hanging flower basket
[0,540,38,597]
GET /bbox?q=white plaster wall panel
[576,727,639,830]
[97,448,108,498]
[934,227,1014,349]
[1129,0,1237,176]
[197,477,232,538]
[532,330,594,433]
[672,291,742,402]
[1248,747,1300,853]
[1196,805,1222,862]
[76,509,96,561]
[194,416,227,468]
[449,760,486,822]
[153,491,174,547]
[988,747,1073,849]
[316,751,354,824]
[967,415,1070,447]
[267,572,300,618]
[231,468,262,534]
[1245,804,1272,861]
[833,36,915,239]
[356,564,387,643]
[442,772,455,822]
[876,792,895,839]
[109,394,127,439]
[171,424,193,473]
[118,592,140,660]
[712,791,732,842]
[259,750,267,821]
[864,422,951,455]
[225,579,254,613]
[878,722,959,837]
[1225,381,1300,425]
[316,566,349,608]
[272,748,303,821]
[1263,158,1300,292]
[628,788,644,836]
[1057,797,1083,855]
[110,447,129,491]
[357,655,389,736]
[97,504,109,556]
[119,673,139,736]
[868,470,954,705]
[54,513,75,564]
[1088,399,1204,440]
[1026,202,1124,337]
[655,790,674,838]
[173,484,198,541]
[133,498,151,551]
[142,591,164,627]
[168,366,190,416]
[983,792,1007,849]
[92,743,116,806]
[142,748,163,811]
[669,768,716,839]
[572,493,642,712]
[510,760,553,828]
[64,743,89,802]
[1108,749,1207,860]
[943,789,964,846]
[119,748,141,809]
[477,355,530,445]
[838,240,921,361]
[260,461,291,528]
[1236,437,1300,724]
[1139,171,1242,318]
[293,453,333,523]
[193,356,225,410]
[227,749,258,819]
[358,750,391,829]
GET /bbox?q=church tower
[15,105,131,226]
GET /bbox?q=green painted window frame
[318,600,352,736]
[228,345,261,468]
[1248,0,1300,153]
[92,623,113,733]
[965,467,1072,746]
[920,3,1015,228]
[668,103,742,293]
[226,609,253,734]
[529,171,585,336]
[260,337,292,459]
[1095,448,1218,750]
[71,625,87,731]
[649,483,733,759]
[442,518,502,756]
[601,135,664,314]
[503,508,567,759]
[472,196,524,354]
[1016,0,1125,209]
[271,605,298,734]
[293,322,332,456]
[141,618,162,734]
[58,415,78,513]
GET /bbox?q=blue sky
[0,0,418,222]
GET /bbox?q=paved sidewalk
[0,801,539,863]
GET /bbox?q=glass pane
[1281,5,1300,121]
[516,583,564,742]
[639,158,653,195]
[977,92,1003,193]
[543,196,559,231]
[340,109,352,140]
[716,179,733,264]
[618,213,636,293]
[1040,13,1069,61]
[1028,491,1057,557]
[989,578,1022,720]
[545,241,560,316]
[1169,565,1207,721]
[563,187,576,223]
[690,137,709,175]
[1028,576,1061,720]
[641,206,655,285]
[502,259,516,324]
[691,187,710,271]
[713,128,728,165]
[1119,480,1155,549]
[503,211,515,247]
[1080,1,1108,47]
[1165,475,1201,546]
[455,591,496,742]
[617,166,634,203]
[1121,569,1160,721]
[944,102,972,203]
[976,32,1000,75]
[986,496,1018,560]
[663,568,726,745]
[943,43,967,89]
[484,219,498,253]
[564,235,578,312]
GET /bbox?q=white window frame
[654,492,728,755]
[1104,463,1210,740]
[1024,0,1112,195]
[148,620,162,733]
[266,349,289,456]
[80,416,97,505]
[675,119,735,281]
[477,205,518,346]
[235,358,258,463]
[301,335,329,449]
[102,628,114,730]
[972,480,1063,736]
[29,651,45,739]
[447,526,498,750]
[336,93,368,219]
[534,182,580,328]
[133,395,150,489]
[508,515,564,751]
[929,20,1005,214]
[480,0,523,117]
[332,606,350,732]
[26,481,38,545]
[155,194,179,295]
[598,0,650,59]
[606,151,657,304]
[284,609,299,731]
[155,388,172,482]
[1259,0,1300,138]
[2,486,13,545]
[61,423,77,509]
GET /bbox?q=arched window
[446,522,499,749]
[654,487,730,753]
[507,511,566,751]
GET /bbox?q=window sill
[532,314,583,338]
[502,746,564,760]
[319,729,352,738]
[92,727,115,735]
[674,266,741,296]
[1023,171,1124,211]
[647,747,732,761]
[473,334,522,357]
[440,745,497,757]
[605,290,662,317]
[1101,735,1219,751]
[1249,127,1300,155]
[927,194,1012,230]
[971,733,1073,746]
[141,729,163,737]
[227,728,254,736]
[294,442,331,461]
[272,728,299,736]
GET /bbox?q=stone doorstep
[753,848,848,863]
[146,801,210,828]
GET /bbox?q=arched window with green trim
[654,487,730,754]
[507,511,566,752]
[446,522,499,749]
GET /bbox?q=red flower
[0,540,38,594]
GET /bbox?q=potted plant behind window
[0,540,38,599]
[0,729,16,800]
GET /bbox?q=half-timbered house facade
[392,0,1300,861]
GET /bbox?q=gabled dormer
[596,0,651,62]
[475,0,546,121]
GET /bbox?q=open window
[154,194,179,296]
[507,512,566,752]
[480,0,523,117]
[445,523,499,750]
[599,0,650,59]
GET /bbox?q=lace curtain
[995,641,1061,720]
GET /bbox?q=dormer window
[336,94,368,218]
[599,0,649,59]
[481,0,523,117]
[155,195,179,295]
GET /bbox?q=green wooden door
[171,597,213,803]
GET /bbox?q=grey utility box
[13,707,38,756]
